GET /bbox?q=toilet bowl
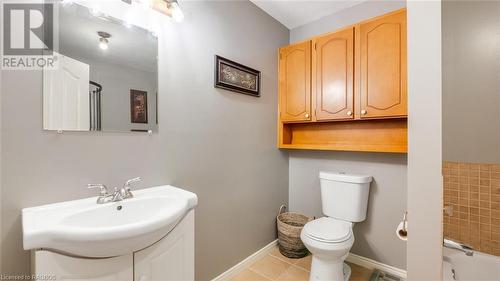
[300,172,372,281]
[301,217,354,281]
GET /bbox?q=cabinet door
[359,10,407,118]
[279,41,311,122]
[33,251,133,281]
[134,210,195,281]
[314,28,354,121]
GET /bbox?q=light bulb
[171,2,184,22]
[99,38,108,50]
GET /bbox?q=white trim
[346,253,407,280]
[211,240,278,281]
[406,1,443,279]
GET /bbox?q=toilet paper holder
[399,211,408,237]
[395,211,408,241]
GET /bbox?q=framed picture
[214,55,260,97]
[130,89,148,124]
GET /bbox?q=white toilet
[301,172,372,281]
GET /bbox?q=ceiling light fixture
[97,31,111,50]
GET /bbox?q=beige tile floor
[230,246,373,281]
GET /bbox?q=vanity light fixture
[120,0,185,22]
[97,31,111,50]
[151,0,184,22]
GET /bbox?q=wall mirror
[43,2,158,133]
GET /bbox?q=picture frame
[130,89,148,124]
[214,55,261,97]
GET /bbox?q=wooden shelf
[278,119,407,153]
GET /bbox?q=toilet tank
[319,172,372,222]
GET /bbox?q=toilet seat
[303,217,352,243]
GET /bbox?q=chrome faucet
[87,177,141,204]
[87,183,113,204]
[444,239,474,256]
[111,177,141,202]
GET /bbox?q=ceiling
[250,0,366,29]
[58,2,157,73]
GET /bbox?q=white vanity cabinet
[134,210,195,281]
[33,252,133,281]
[31,210,195,281]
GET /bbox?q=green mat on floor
[369,270,402,281]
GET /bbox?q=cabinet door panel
[279,41,311,122]
[134,210,194,281]
[314,28,354,121]
[33,251,133,281]
[360,10,407,118]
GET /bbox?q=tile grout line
[247,268,274,281]
[268,252,311,272]
[248,252,311,281]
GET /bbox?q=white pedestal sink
[23,185,197,281]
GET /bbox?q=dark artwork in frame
[130,89,148,124]
[214,55,261,97]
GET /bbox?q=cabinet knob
[361,109,367,115]
[305,113,310,118]
[347,111,352,116]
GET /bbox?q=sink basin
[23,185,197,258]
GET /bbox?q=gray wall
[288,1,408,270]
[442,0,500,163]
[0,1,289,279]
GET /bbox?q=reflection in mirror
[43,2,158,132]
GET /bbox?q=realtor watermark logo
[1,1,58,70]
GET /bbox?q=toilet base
[343,263,351,281]
[309,257,351,281]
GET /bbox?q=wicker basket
[276,205,312,258]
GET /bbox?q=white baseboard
[346,253,407,280]
[211,239,407,281]
[211,240,278,281]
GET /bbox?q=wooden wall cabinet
[314,27,354,121]
[278,9,407,153]
[359,10,407,119]
[279,41,311,122]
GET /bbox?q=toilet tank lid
[319,172,372,183]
